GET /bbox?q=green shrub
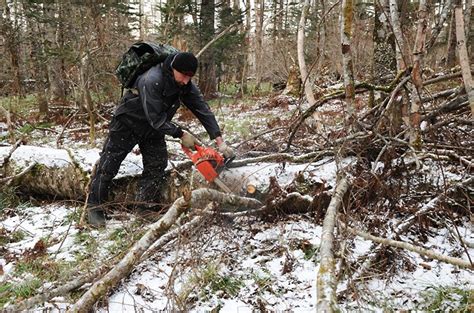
[0,186,21,212]
[419,285,472,312]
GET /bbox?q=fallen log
[317,175,349,312]
[0,145,338,204]
[0,145,93,199]
[69,189,262,312]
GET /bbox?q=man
[87,52,234,226]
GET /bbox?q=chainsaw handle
[181,144,203,158]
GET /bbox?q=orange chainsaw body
[182,144,224,183]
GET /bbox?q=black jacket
[115,54,221,139]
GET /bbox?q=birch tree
[373,0,396,82]
[389,0,410,71]
[454,0,474,115]
[463,0,471,39]
[297,0,317,106]
[446,8,457,67]
[317,175,349,312]
[254,0,265,91]
[340,0,355,119]
[409,0,428,148]
[425,0,452,51]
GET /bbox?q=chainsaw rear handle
[181,144,224,165]
[181,144,225,183]
[181,144,201,159]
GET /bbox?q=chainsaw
[182,144,233,193]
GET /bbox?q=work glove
[218,142,235,159]
[181,131,199,149]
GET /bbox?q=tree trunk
[1,0,24,97]
[390,0,410,71]
[409,0,428,148]
[1,145,89,199]
[340,0,355,120]
[425,0,452,51]
[198,0,217,98]
[298,0,317,105]
[2,145,332,202]
[48,2,67,103]
[138,0,144,40]
[373,0,396,82]
[240,0,251,96]
[470,5,474,60]
[446,9,458,67]
[254,0,265,92]
[78,48,96,145]
[22,0,49,115]
[454,2,474,115]
[317,175,349,312]
[464,0,472,40]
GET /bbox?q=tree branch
[345,226,473,269]
[69,189,262,312]
[317,175,349,312]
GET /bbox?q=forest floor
[0,87,473,312]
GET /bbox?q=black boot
[87,207,106,227]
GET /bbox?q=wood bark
[78,51,96,144]
[454,3,474,115]
[0,105,14,143]
[425,0,452,51]
[316,175,349,312]
[198,0,217,98]
[463,0,472,42]
[409,0,428,148]
[446,9,458,67]
[48,2,67,103]
[469,4,474,58]
[69,189,262,312]
[1,145,89,199]
[340,0,355,119]
[389,0,410,71]
[1,144,336,204]
[298,0,317,106]
[254,0,264,91]
[373,0,396,83]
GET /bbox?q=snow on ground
[1,143,472,311]
[101,217,321,312]
[100,215,473,312]
[1,97,472,311]
[0,204,78,282]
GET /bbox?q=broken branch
[346,226,473,269]
[69,189,262,312]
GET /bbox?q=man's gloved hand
[181,131,199,149]
[218,142,235,159]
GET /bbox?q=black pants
[88,114,168,208]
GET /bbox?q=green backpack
[115,42,179,89]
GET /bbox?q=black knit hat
[171,52,198,77]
